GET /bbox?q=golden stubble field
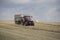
[0,20,60,32]
[0,20,60,40]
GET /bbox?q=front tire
[31,21,34,26]
[24,22,28,26]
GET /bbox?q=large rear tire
[24,22,28,26]
[31,21,34,26]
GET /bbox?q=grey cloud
[0,0,60,22]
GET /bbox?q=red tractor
[14,14,34,26]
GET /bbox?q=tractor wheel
[24,22,28,26]
[31,21,34,26]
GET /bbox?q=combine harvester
[14,14,34,26]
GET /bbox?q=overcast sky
[0,0,60,22]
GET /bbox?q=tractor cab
[24,16,32,22]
